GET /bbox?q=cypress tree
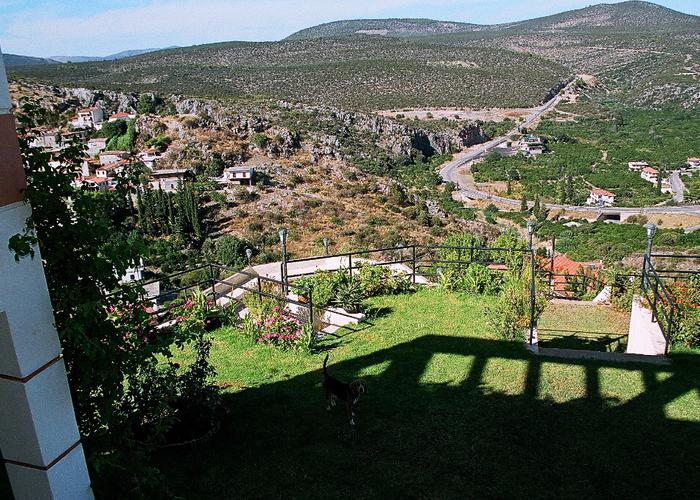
[520,194,528,213]
[566,175,574,203]
[533,195,541,218]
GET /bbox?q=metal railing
[641,258,679,353]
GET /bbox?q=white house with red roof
[688,157,700,169]
[641,166,658,183]
[108,111,136,122]
[72,176,112,191]
[70,106,104,130]
[95,161,126,178]
[586,187,615,207]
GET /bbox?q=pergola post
[0,46,94,500]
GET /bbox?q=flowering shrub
[252,305,309,349]
[668,275,700,348]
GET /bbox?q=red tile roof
[590,188,615,197]
[110,112,131,119]
[547,254,604,296]
[642,166,658,174]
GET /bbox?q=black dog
[323,353,366,426]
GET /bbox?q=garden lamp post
[643,223,657,290]
[323,237,330,256]
[245,247,253,267]
[527,220,536,345]
[279,228,288,295]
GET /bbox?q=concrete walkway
[626,296,668,356]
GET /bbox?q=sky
[1,0,698,57]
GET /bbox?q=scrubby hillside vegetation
[285,18,479,40]
[9,38,567,110]
[10,2,699,110]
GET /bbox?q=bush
[486,266,546,341]
[671,275,700,348]
[333,280,364,313]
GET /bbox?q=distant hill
[286,2,699,39]
[285,18,479,40]
[9,2,700,110]
[50,47,177,63]
[2,53,59,67]
[499,1,700,33]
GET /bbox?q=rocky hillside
[11,81,501,257]
[285,18,478,40]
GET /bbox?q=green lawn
[538,301,631,352]
[153,288,699,499]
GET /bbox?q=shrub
[334,280,364,313]
[487,266,546,341]
[671,275,700,348]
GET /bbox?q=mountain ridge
[285,1,700,40]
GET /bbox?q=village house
[628,161,649,172]
[518,135,544,156]
[641,166,659,183]
[95,161,126,178]
[586,188,616,207]
[119,259,145,284]
[640,166,673,193]
[220,165,255,186]
[72,176,112,191]
[70,106,104,130]
[80,157,100,177]
[99,150,129,165]
[148,168,194,193]
[137,148,161,169]
[108,111,136,122]
[86,137,108,156]
[688,157,700,169]
[29,131,61,150]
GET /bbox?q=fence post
[209,263,218,308]
[643,223,656,291]
[308,289,315,332]
[652,279,658,323]
[412,245,417,284]
[257,275,262,305]
[469,238,474,263]
[527,221,536,345]
[348,252,353,277]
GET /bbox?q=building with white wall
[586,188,616,207]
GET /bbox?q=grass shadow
[154,334,700,499]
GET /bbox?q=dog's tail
[323,352,329,378]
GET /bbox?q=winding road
[439,83,700,217]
